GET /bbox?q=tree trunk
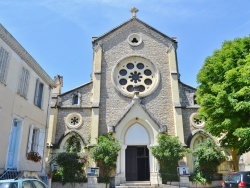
[231,149,239,171]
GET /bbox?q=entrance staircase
[116,181,157,188]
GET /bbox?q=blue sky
[1,0,250,92]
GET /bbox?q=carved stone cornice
[0,24,56,87]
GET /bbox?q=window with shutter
[27,125,45,158]
[17,67,30,98]
[37,129,45,158]
[0,47,10,84]
[34,79,44,108]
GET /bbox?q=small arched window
[193,95,197,105]
[72,94,79,105]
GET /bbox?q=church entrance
[125,146,149,181]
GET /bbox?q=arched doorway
[125,124,150,181]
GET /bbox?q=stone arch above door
[125,123,149,145]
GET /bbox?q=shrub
[89,134,121,184]
[151,134,189,183]
[190,138,226,185]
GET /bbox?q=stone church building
[46,8,244,186]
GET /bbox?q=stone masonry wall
[60,82,93,108]
[179,82,197,107]
[55,108,91,146]
[97,20,176,136]
[179,82,200,145]
[182,108,199,145]
[54,83,93,146]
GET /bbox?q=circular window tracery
[190,113,205,128]
[127,33,142,46]
[65,113,83,129]
[112,56,160,97]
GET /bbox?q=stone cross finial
[130,7,139,18]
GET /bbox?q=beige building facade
[46,9,250,186]
[0,24,55,179]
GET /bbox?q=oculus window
[112,56,160,97]
[190,113,205,128]
[127,33,142,46]
[65,113,83,129]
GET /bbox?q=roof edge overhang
[92,17,178,44]
[0,24,56,87]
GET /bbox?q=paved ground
[162,186,222,188]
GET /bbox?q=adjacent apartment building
[0,24,55,178]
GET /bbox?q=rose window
[193,117,203,126]
[65,113,83,129]
[112,56,160,97]
[190,113,205,128]
[71,117,79,125]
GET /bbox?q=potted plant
[27,151,42,162]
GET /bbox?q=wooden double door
[125,146,150,181]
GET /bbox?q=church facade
[46,9,241,185]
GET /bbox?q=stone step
[116,181,155,188]
[116,186,156,188]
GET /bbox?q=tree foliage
[190,138,226,185]
[151,134,189,183]
[53,134,86,184]
[196,36,250,155]
[53,152,86,184]
[89,134,121,183]
[65,134,82,153]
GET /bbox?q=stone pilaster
[90,43,102,144]
[168,44,185,144]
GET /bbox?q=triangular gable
[109,97,167,133]
[92,17,177,44]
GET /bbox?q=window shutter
[38,83,44,108]
[17,68,25,95]
[27,125,34,153]
[38,129,45,158]
[0,47,9,84]
[18,68,30,97]
[23,69,30,98]
[34,79,39,105]
[3,50,9,83]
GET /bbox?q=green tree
[190,138,226,185]
[151,134,188,183]
[89,134,121,184]
[53,134,86,185]
[196,36,250,170]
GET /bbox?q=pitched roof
[92,17,177,44]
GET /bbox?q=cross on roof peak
[130,7,139,18]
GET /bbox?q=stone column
[148,145,161,186]
[115,145,127,185]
